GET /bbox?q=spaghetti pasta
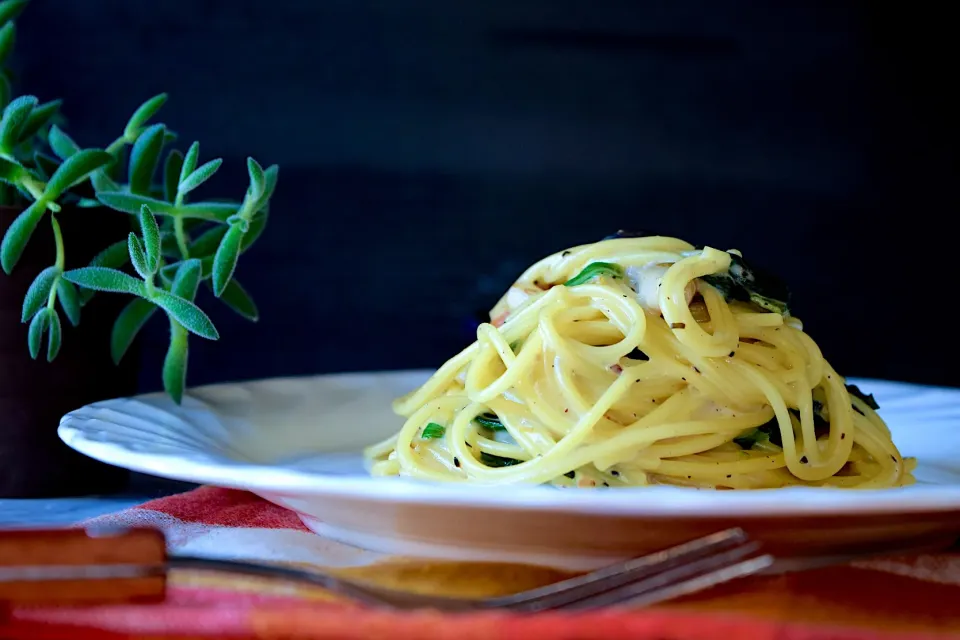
[364,235,914,489]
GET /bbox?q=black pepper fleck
[635,378,641,383]
[729,351,735,357]
[670,322,686,329]
[454,457,461,468]
[681,377,687,381]
[687,475,692,479]
[800,456,808,464]
[693,367,701,374]
[562,250,571,257]
[610,470,620,477]
[465,442,473,448]
[564,470,576,479]
[840,433,846,440]
[891,455,897,462]
[602,482,610,487]
[726,475,732,478]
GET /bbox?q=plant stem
[173,216,189,259]
[46,214,65,311]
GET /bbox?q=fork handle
[0,527,167,605]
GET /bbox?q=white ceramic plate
[59,371,960,569]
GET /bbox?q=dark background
[11,1,959,389]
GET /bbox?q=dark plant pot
[1,204,140,498]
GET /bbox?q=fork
[0,526,771,611]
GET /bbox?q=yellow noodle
[365,237,913,489]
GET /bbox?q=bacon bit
[610,364,623,374]
[491,311,510,327]
[577,478,597,488]
[670,322,686,329]
[564,408,569,413]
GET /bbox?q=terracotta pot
[0,204,140,497]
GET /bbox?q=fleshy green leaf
[47,124,79,160]
[123,93,167,140]
[241,210,268,253]
[32,151,60,180]
[90,169,121,194]
[127,232,150,278]
[62,266,147,296]
[163,323,189,404]
[0,94,36,152]
[21,265,58,322]
[89,239,130,270]
[0,0,29,26]
[179,141,199,184]
[189,225,227,257]
[97,191,177,216]
[170,258,201,300]
[138,205,161,272]
[180,201,238,222]
[0,155,25,184]
[46,308,61,362]
[163,149,183,203]
[212,225,243,297]
[17,99,61,143]
[43,148,113,201]
[0,22,15,67]
[152,290,219,340]
[127,123,166,195]
[255,164,279,211]
[246,157,265,199]
[218,278,258,321]
[110,297,157,364]
[27,307,48,360]
[178,158,222,196]
[56,278,81,326]
[0,200,44,274]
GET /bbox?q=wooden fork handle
[0,527,167,605]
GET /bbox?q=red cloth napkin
[3,487,960,639]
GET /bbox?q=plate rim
[58,370,960,519]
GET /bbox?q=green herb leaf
[179,141,199,183]
[151,290,218,340]
[47,125,79,160]
[218,278,258,321]
[90,168,121,194]
[17,99,61,143]
[0,200,44,274]
[127,123,166,195]
[0,22,16,68]
[479,452,523,468]
[27,307,48,360]
[56,278,81,326]
[163,323,189,404]
[0,0,30,28]
[110,297,157,364]
[189,225,226,257]
[170,258,201,301]
[421,423,446,439]
[179,158,222,196]
[0,155,25,184]
[241,211,268,253]
[21,265,59,323]
[0,94,36,152]
[246,157,265,199]
[43,148,112,201]
[32,151,59,180]
[700,252,791,316]
[163,149,183,203]
[123,93,167,141]
[255,164,279,211]
[46,308,61,362]
[96,191,176,216]
[62,266,147,296]
[212,225,243,297]
[474,413,506,431]
[138,204,161,272]
[127,232,150,278]
[563,262,624,287]
[179,201,239,222]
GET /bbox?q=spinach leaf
[480,452,523,467]
[474,413,506,431]
[845,384,880,410]
[734,417,782,450]
[700,252,791,315]
[563,262,624,287]
[421,423,446,439]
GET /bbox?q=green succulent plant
[0,0,277,403]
